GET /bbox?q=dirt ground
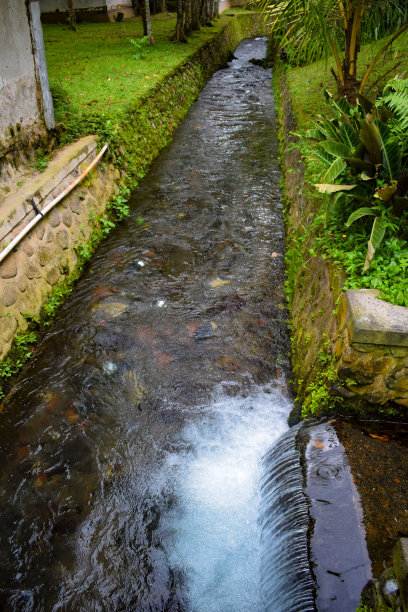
[335,419,408,577]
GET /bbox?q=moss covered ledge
[274,58,408,420]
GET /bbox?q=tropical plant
[296,89,408,269]
[128,36,150,60]
[376,76,408,155]
[253,0,408,101]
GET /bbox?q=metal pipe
[0,143,109,265]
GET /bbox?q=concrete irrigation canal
[0,38,382,611]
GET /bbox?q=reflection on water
[0,38,290,610]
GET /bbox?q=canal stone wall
[0,12,265,371]
[274,59,408,418]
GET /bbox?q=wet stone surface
[0,39,292,610]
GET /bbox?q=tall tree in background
[171,0,219,41]
[253,0,408,101]
[141,0,155,44]
[67,0,77,30]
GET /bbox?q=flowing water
[0,39,298,610]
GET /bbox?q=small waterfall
[260,424,316,612]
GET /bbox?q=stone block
[38,246,51,267]
[371,356,395,375]
[62,211,72,227]
[393,538,408,612]
[46,267,59,286]
[0,315,17,343]
[25,262,41,279]
[56,229,69,250]
[391,346,408,358]
[386,368,408,393]
[23,241,34,257]
[344,290,408,347]
[70,199,81,215]
[2,285,17,307]
[0,257,17,279]
[49,209,60,228]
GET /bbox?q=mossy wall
[274,58,408,419]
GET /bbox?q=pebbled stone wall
[0,136,117,360]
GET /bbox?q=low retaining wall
[275,59,408,418]
[0,12,265,372]
[0,136,118,360]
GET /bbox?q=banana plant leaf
[346,206,379,226]
[340,123,360,149]
[359,119,381,164]
[376,119,401,181]
[320,140,351,158]
[316,183,356,193]
[322,158,347,183]
[364,216,388,271]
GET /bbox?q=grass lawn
[43,10,254,118]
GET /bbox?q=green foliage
[300,359,339,417]
[128,36,150,60]
[31,148,50,172]
[296,90,408,270]
[98,217,115,236]
[108,187,131,220]
[377,76,408,155]
[0,332,38,398]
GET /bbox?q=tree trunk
[184,0,192,36]
[191,0,200,31]
[144,0,155,44]
[67,0,77,30]
[161,0,167,13]
[171,0,187,42]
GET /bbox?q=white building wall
[0,1,54,146]
[0,2,40,142]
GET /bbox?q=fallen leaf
[65,407,79,424]
[311,440,327,449]
[210,278,231,288]
[271,252,282,257]
[369,434,389,442]
[33,472,48,488]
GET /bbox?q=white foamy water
[163,384,291,611]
